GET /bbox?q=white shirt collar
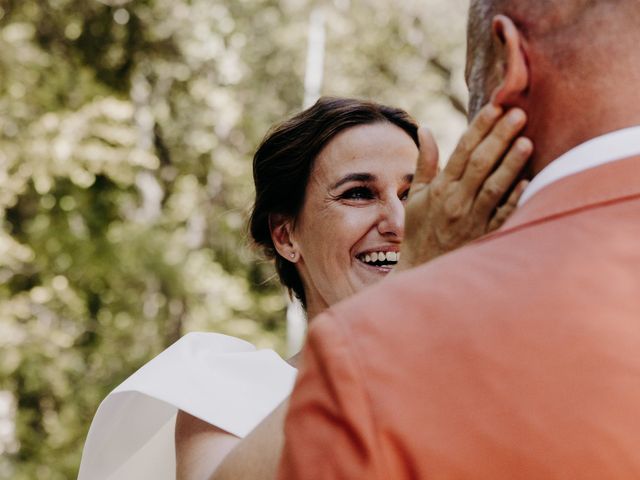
[518,125,640,206]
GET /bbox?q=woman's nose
[377,196,405,239]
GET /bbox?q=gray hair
[465,0,637,118]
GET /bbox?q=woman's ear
[491,14,530,107]
[269,214,299,263]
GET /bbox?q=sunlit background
[0,0,469,477]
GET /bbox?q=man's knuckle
[444,199,465,221]
[457,136,473,154]
[429,180,446,198]
[469,152,492,174]
[482,181,503,199]
[469,150,482,165]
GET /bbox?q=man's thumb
[414,126,439,186]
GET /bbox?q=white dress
[78,332,297,480]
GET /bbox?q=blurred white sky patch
[134,170,164,224]
[0,391,17,456]
[303,7,326,108]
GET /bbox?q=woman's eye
[400,188,411,201]
[341,186,374,200]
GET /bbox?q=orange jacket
[279,156,640,479]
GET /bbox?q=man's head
[466,0,640,174]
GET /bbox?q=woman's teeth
[358,251,400,266]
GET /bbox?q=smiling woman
[260,100,420,318]
[290,122,416,315]
[250,97,420,315]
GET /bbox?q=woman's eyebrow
[330,173,376,190]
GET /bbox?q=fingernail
[516,137,532,152]
[485,103,501,118]
[508,109,525,125]
[518,179,530,193]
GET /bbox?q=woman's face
[292,122,418,315]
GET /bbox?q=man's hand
[396,104,532,270]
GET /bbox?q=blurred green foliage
[0,0,467,477]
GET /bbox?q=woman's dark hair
[249,96,419,307]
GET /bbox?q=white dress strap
[78,332,297,480]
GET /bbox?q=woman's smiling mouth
[356,250,400,270]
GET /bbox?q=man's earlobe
[491,15,529,107]
[269,214,299,262]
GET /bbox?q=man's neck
[503,0,640,178]
[526,75,640,178]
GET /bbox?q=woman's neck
[304,297,328,324]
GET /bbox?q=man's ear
[491,15,529,107]
[270,214,299,263]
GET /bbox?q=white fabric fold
[78,332,297,480]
